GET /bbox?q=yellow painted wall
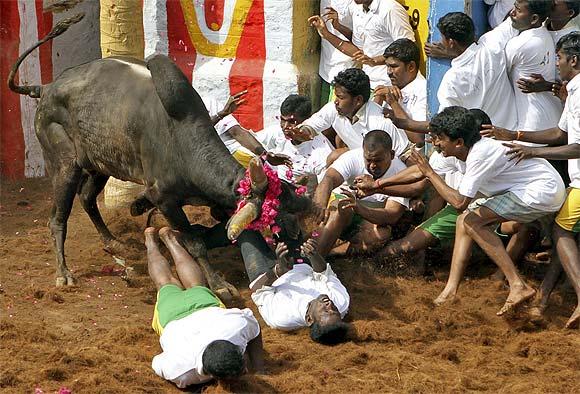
[399,0,430,73]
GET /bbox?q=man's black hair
[363,130,393,152]
[280,94,312,119]
[563,0,580,18]
[468,108,492,129]
[556,31,580,59]
[526,0,554,21]
[202,340,244,378]
[430,106,481,148]
[383,38,421,67]
[333,68,371,103]
[436,12,475,46]
[310,321,349,345]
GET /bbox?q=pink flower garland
[235,163,282,234]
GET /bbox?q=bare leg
[382,228,437,256]
[317,206,353,256]
[493,222,538,281]
[348,221,392,253]
[463,208,535,316]
[529,257,563,322]
[434,212,474,305]
[159,227,207,288]
[553,225,580,328]
[144,227,182,291]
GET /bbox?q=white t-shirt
[251,264,350,331]
[437,25,518,129]
[152,307,260,388]
[558,73,580,188]
[548,20,580,80]
[397,72,427,121]
[505,26,563,132]
[484,0,512,28]
[319,0,355,83]
[302,101,410,155]
[203,97,252,155]
[429,151,465,189]
[347,0,415,88]
[458,138,566,212]
[331,148,410,207]
[254,124,334,182]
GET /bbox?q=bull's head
[226,157,313,241]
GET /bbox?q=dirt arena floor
[1,177,578,393]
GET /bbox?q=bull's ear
[146,55,208,121]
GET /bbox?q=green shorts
[418,204,459,241]
[330,192,383,240]
[151,284,224,335]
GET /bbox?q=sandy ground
[0,177,578,394]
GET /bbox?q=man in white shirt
[318,0,355,105]
[373,38,427,144]
[435,12,518,130]
[298,68,410,163]
[254,94,334,183]
[485,0,513,28]
[505,0,563,133]
[412,106,566,316]
[309,0,415,88]
[482,32,580,328]
[250,237,350,343]
[314,131,412,256]
[145,227,263,388]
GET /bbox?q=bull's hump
[107,57,151,79]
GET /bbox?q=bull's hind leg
[48,163,83,286]
[77,173,123,254]
[156,200,240,301]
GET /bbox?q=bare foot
[144,227,158,248]
[565,305,580,329]
[159,226,180,246]
[497,285,536,316]
[528,304,546,324]
[434,289,456,306]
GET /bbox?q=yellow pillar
[100,0,144,59]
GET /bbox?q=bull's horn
[227,203,259,240]
[248,157,268,193]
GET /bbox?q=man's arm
[504,142,580,162]
[338,189,406,226]
[322,6,353,40]
[480,125,568,146]
[227,126,293,166]
[384,107,431,134]
[246,332,264,373]
[300,238,327,273]
[314,168,344,210]
[309,15,363,58]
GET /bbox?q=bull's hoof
[208,276,240,302]
[55,275,75,287]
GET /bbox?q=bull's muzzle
[226,202,259,240]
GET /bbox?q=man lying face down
[250,237,350,345]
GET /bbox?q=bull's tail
[7,13,84,98]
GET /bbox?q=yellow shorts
[555,187,580,233]
[232,149,255,168]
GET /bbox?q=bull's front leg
[156,200,240,301]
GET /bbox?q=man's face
[307,294,342,325]
[334,84,361,118]
[279,112,307,140]
[550,1,574,26]
[363,146,393,179]
[510,0,534,31]
[556,49,576,81]
[432,133,461,158]
[386,57,415,89]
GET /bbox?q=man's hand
[308,15,328,37]
[375,86,402,106]
[265,152,293,167]
[312,203,330,225]
[353,50,377,66]
[220,90,248,117]
[410,149,434,177]
[293,125,316,142]
[553,80,568,102]
[274,242,293,274]
[516,73,552,93]
[352,174,377,198]
[337,188,358,213]
[300,237,319,259]
[424,42,453,59]
[480,124,516,141]
[383,107,409,129]
[503,142,536,163]
[322,7,340,29]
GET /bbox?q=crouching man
[314,130,422,256]
[145,227,263,388]
[250,238,350,344]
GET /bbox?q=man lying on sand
[145,227,263,388]
[250,238,350,344]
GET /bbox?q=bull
[8,14,316,300]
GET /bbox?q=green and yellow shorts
[152,284,225,336]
